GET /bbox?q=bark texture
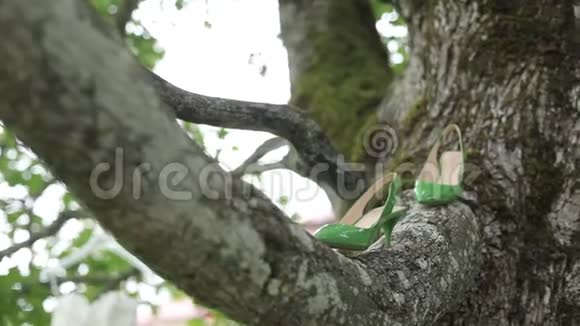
[279,0,393,161]
[278,0,396,214]
[278,0,580,324]
[378,0,580,324]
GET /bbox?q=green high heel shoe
[314,173,408,250]
[414,124,464,205]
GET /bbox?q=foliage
[370,0,394,20]
[0,129,55,325]
[90,0,165,69]
[175,0,187,10]
[0,267,52,326]
[126,31,164,69]
[90,0,122,17]
[0,125,222,324]
[372,0,409,74]
[0,2,215,325]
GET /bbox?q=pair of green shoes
[315,124,464,251]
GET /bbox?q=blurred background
[0,0,407,324]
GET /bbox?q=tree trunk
[283,0,580,324]
[278,0,393,162]
[1,0,580,325]
[399,2,580,324]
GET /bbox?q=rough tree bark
[0,0,578,325]
[281,0,580,323]
[380,1,580,325]
[279,0,393,162]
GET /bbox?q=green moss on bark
[289,2,392,161]
[350,113,379,162]
[402,96,429,131]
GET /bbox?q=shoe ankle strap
[425,124,464,167]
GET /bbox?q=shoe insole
[439,151,462,186]
[418,150,462,186]
[355,206,406,228]
[339,174,394,225]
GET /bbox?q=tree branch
[94,267,140,298]
[0,1,481,324]
[0,211,80,259]
[55,268,139,286]
[356,201,481,325]
[150,73,367,197]
[232,137,290,176]
[231,137,309,178]
[32,268,140,299]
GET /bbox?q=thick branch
[358,200,481,325]
[0,1,480,325]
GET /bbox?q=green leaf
[277,195,289,206]
[188,319,206,326]
[183,123,205,149]
[217,128,229,140]
[4,170,24,186]
[0,267,51,326]
[63,192,74,208]
[370,0,394,20]
[7,212,21,224]
[127,32,165,69]
[175,0,186,10]
[90,0,122,17]
[27,174,47,197]
[84,250,133,274]
[71,227,94,249]
[0,129,17,148]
